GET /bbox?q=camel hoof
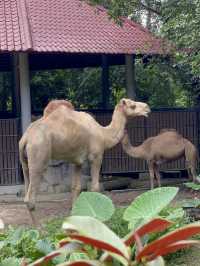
[25,202,36,211]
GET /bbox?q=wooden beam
[101,54,110,109]
[125,54,136,99]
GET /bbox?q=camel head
[119,98,150,118]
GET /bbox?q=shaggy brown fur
[122,129,198,189]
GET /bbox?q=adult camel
[19,98,150,210]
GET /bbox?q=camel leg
[185,142,198,182]
[71,164,82,204]
[21,160,29,195]
[24,169,43,211]
[148,161,155,189]
[186,161,197,182]
[90,156,103,192]
[154,164,161,187]
[186,161,193,181]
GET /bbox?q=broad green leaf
[71,192,115,222]
[63,216,129,265]
[123,187,179,229]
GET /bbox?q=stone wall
[40,160,91,194]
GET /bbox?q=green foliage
[31,68,102,111]
[123,187,179,229]
[184,182,200,191]
[136,58,191,107]
[28,215,200,266]
[106,207,129,238]
[0,226,56,264]
[1,189,198,265]
[181,199,200,209]
[0,257,24,266]
[42,217,65,242]
[71,192,115,222]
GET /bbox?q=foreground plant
[2,187,198,265]
[23,216,200,266]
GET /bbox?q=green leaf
[184,182,200,191]
[7,227,24,245]
[69,252,90,261]
[181,199,200,208]
[123,187,179,229]
[29,243,81,266]
[0,257,23,266]
[63,216,129,265]
[71,192,115,222]
[164,208,184,221]
[36,239,54,255]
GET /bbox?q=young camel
[19,98,150,210]
[121,129,198,189]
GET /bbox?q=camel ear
[121,99,127,106]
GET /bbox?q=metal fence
[0,118,22,185]
[0,108,199,185]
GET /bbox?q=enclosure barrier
[0,108,199,185]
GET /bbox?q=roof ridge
[16,0,32,50]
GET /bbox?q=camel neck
[103,105,127,149]
[123,143,146,159]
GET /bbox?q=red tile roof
[0,0,167,54]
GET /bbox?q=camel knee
[71,187,81,203]
[91,180,100,192]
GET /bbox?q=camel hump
[159,128,177,134]
[43,99,74,118]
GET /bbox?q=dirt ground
[0,185,199,226]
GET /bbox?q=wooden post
[18,53,31,133]
[101,54,110,109]
[125,54,136,99]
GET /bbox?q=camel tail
[19,136,29,195]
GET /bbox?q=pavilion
[0,0,167,132]
[0,0,168,187]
